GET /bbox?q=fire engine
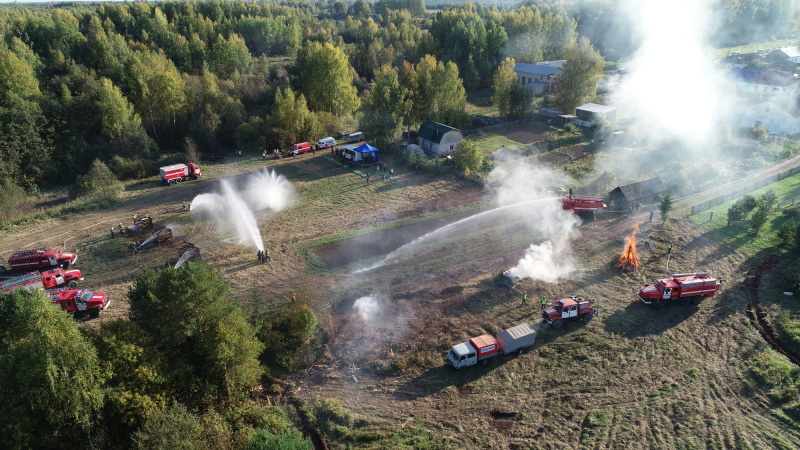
[637,272,721,308]
[0,268,83,293]
[541,296,597,328]
[5,248,77,271]
[159,163,202,185]
[559,195,605,217]
[48,289,110,318]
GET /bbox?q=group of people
[519,290,551,311]
[256,249,271,264]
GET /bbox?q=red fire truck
[541,296,597,328]
[5,248,77,271]
[0,268,83,293]
[559,195,606,217]
[48,289,110,318]
[637,272,721,308]
[159,163,202,185]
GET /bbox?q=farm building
[513,61,564,95]
[729,68,799,97]
[573,103,617,127]
[608,177,666,211]
[417,121,463,156]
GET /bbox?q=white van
[347,132,364,143]
[316,137,336,148]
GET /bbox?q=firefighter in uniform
[521,291,528,306]
[541,297,548,311]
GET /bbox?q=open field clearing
[1,150,799,448]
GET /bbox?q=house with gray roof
[730,68,799,96]
[417,121,463,156]
[608,177,666,211]
[513,61,565,95]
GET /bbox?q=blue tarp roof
[354,143,379,153]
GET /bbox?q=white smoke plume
[190,168,296,251]
[488,163,581,283]
[353,295,380,324]
[611,0,732,151]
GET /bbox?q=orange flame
[617,224,641,271]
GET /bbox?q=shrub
[759,189,778,212]
[749,206,768,233]
[305,397,353,441]
[0,180,35,225]
[253,304,318,374]
[247,429,311,450]
[777,220,797,245]
[69,159,123,200]
[109,156,153,180]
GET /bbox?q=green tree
[659,192,673,222]
[269,87,319,148]
[777,220,797,245]
[492,57,531,119]
[296,42,360,115]
[133,403,206,450]
[0,289,105,449]
[750,206,769,233]
[210,33,252,78]
[128,261,264,408]
[90,320,168,446]
[404,55,469,129]
[556,37,605,113]
[70,158,123,200]
[453,139,484,176]
[360,65,408,150]
[255,304,318,374]
[0,45,40,103]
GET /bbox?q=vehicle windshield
[449,349,459,360]
[79,290,94,302]
[655,282,665,292]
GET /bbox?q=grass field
[2,134,800,447]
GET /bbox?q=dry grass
[2,152,800,448]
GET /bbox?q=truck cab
[448,342,477,369]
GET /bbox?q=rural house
[608,177,666,211]
[766,47,800,70]
[513,61,565,95]
[729,68,799,96]
[735,100,800,136]
[417,121,464,156]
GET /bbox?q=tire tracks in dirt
[743,254,800,367]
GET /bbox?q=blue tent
[353,143,379,165]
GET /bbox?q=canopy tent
[347,142,379,166]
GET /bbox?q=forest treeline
[0,0,795,194]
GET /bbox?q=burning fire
[617,224,641,271]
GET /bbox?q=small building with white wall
[417,121,463,156]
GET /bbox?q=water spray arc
[190,169,297,251]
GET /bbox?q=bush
[69,159,123,200]
[749,206,769,233]
[0,180,35,225]
[247,429,311,450]
[305,397,353,440]
[109,156,153,180]
[777,220,797,245]
[759,189,778,212]
[253,304,318,374]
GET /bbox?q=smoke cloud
[352,295,380,324]
[488,162,581,283]
[190,169,296,251]
[611,0,732,151]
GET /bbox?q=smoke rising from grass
[488,163,581,283]
[353,295,380,323]
[190,169,296,251]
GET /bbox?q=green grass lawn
[465,132,525,157]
